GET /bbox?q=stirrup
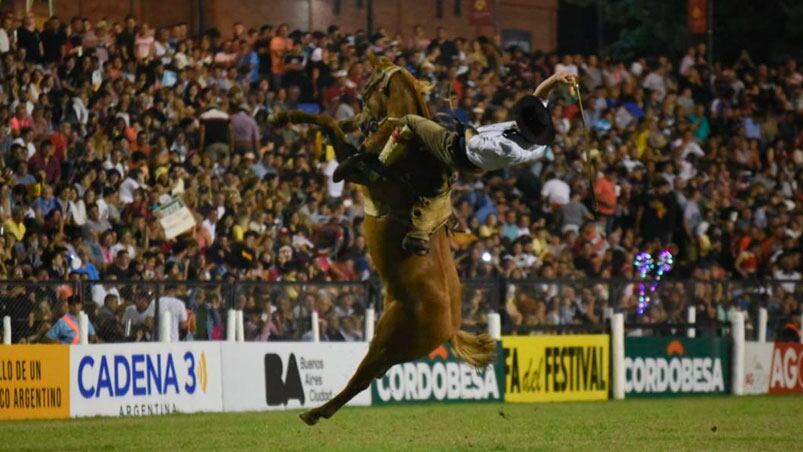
[332,153,390,185]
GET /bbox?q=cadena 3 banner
[744,341,803,394]
[70,343,223,417]
[221,342,370,412]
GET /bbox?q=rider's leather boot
[332,153,391,185]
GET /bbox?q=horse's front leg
[269,110,358,161]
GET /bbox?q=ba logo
[264,353,305,406]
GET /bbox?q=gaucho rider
[335,71,577,254]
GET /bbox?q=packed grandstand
[0,14,800,344]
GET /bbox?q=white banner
[70,343,223,417]
[221,342,370,412]
[743,341,773,395]
[154,197,196,240]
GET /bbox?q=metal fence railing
[0,278,799,343]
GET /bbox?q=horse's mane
[398,69,433,118]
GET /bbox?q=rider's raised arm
[533,72,577,102]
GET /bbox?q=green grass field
[1,396,800,451]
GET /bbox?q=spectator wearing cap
[43,295,96,344]
[199,102,233,161]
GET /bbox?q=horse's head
[361,54,432,121]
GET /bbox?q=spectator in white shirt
[146,288,189,342]
[541,171,571,207]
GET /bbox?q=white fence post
[611,313,625,400]
[226,309,236,342]
[758,307,767,343]
[235,310,245,342]
[730,311,745,395]
[687,306,696,338]
[78,312,89,345]
[364,307,375,342]
[487,312,502,341]
[3,316,11,344]
[311,311,320,343]
[160,310,172,343]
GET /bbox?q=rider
[335,71,578,254]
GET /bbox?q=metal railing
[0,278,799,343]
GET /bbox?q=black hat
[510,95,554,145]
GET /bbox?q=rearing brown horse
[271,55,495,425]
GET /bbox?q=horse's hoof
[299,410,320,426]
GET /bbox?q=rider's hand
[554,72,577,85]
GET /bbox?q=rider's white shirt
[464,100,549,171]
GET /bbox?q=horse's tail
[450,330,497,369]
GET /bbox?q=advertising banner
[70,343,223,417]
[625,337,729,397]
[371,343,504,405]
[0,345,70,420]
[768,342,803,394]
[688,0,707,34]
[221,342,370,412]
[469,0,495,27]
[744,342,773,395]
[502,335,609,403]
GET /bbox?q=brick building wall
[7,0,557,51]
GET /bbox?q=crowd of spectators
[0,13,800,342]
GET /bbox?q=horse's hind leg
[271,110,358,161]
[299,296,450,426]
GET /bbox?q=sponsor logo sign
[70,343,222,417]
[502,335,609,402]
[768,342,803,394]
[371,343,504,405]
[744,342,773,394]
[0,345,70,420]
[221,343,370,412]
[625,337,729,397]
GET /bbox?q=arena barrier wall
[70,343,224,417]
[0,345,71,420]
[370,342,504,405]
[501,335,609,403]
[624,337,730,398]
[221,342,371,412]
[744,341,803,395]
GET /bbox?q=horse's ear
[366,52,378,69]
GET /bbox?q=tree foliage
[563,0,803,62]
